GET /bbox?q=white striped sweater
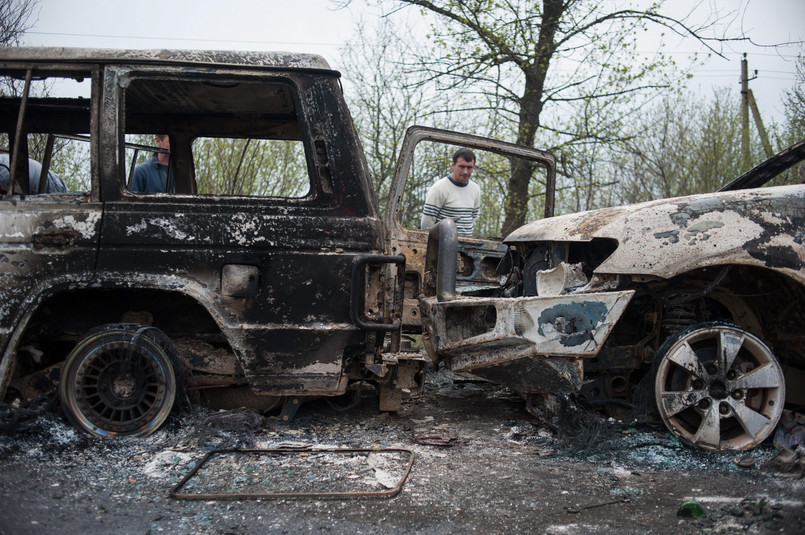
[420,176,481,236]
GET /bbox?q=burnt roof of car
[0,47,333,71]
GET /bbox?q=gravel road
[1,368,803,534]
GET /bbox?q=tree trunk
[500,0,562,236]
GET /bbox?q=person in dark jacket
[130,134,173,193]
[0,153,67,194]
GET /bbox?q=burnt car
[0,48,556,437]
[419,140,805,451]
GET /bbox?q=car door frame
[383,125,556,330]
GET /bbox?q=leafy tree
[612,88,746,204]
[341,17,439,213]
[341,15,524,237]
[783,53,805,145]
[383,0,742,235]
[193,138,309,197]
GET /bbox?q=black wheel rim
[68,340,173,436]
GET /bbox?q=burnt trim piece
[719,139,805,191]
[350,254,405,332]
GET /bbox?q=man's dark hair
[452,148,476,164]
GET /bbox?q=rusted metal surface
[6,46,800,452]
[420,291,634,358]
[169,447,415,500]
[417,140,804,449]
[0,47,333,70]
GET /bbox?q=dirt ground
[1,368,803,535]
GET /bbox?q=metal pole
[741,54,750,170]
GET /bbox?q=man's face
[450,156,475,184]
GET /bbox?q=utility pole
[740,54,752,170]
[749,90,774,158]
[740,54,773,166]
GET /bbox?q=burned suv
[419,140,805,451]
[0,48,557,438]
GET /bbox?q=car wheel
[654,322,785,451]
[59,324,177,437]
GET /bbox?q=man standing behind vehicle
[129,134,173,193]
[420,148,480,236]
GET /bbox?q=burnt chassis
[419,142,805,451]
[0,49,428,437]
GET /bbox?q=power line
[27,31,341,48]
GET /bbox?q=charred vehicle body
[0,48,429,437]
[2,48,802,452]
[419,140,805,451]
[0,48,556,438]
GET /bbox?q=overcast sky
[21,0,805,126]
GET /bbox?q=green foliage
[341,12,519,235]
[341,17,434,214]
[388,0,733,233]
[783,54,805,144]
[614,88,746,203]
[1,73,93,192]
[193,138,308,197]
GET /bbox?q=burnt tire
[654,322,785,451]
[59,324,178,437]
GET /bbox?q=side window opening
[399,139,551,239]
[0,69,93,195]
[123,76,311,199]
[192,137,308,197]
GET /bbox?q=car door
[0,61,101,396]
[383,126,557,331]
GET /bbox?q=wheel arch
[1,284,228,400]
[650,263,805,365]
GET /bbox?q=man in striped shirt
[420,148,481,236]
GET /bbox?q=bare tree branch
[0,0,39,47]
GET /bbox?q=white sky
[21,0,805,127]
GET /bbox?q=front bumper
[419,290,634,393]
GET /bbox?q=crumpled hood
[505,184,805,281]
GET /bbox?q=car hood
[505,184,805,281]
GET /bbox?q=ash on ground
[1,367,803,535]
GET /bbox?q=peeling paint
[508,185,805,282]
[687,220,724,234]
[51,213,101,240]
[654,230,679,244]
[147,217,189,241]
[537,301,609,347]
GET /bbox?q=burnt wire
[192,407,266,448]
[556,394,675,456]
[555,394,616,452]
[640,266,730,306]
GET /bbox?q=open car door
[383,126,557,333]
